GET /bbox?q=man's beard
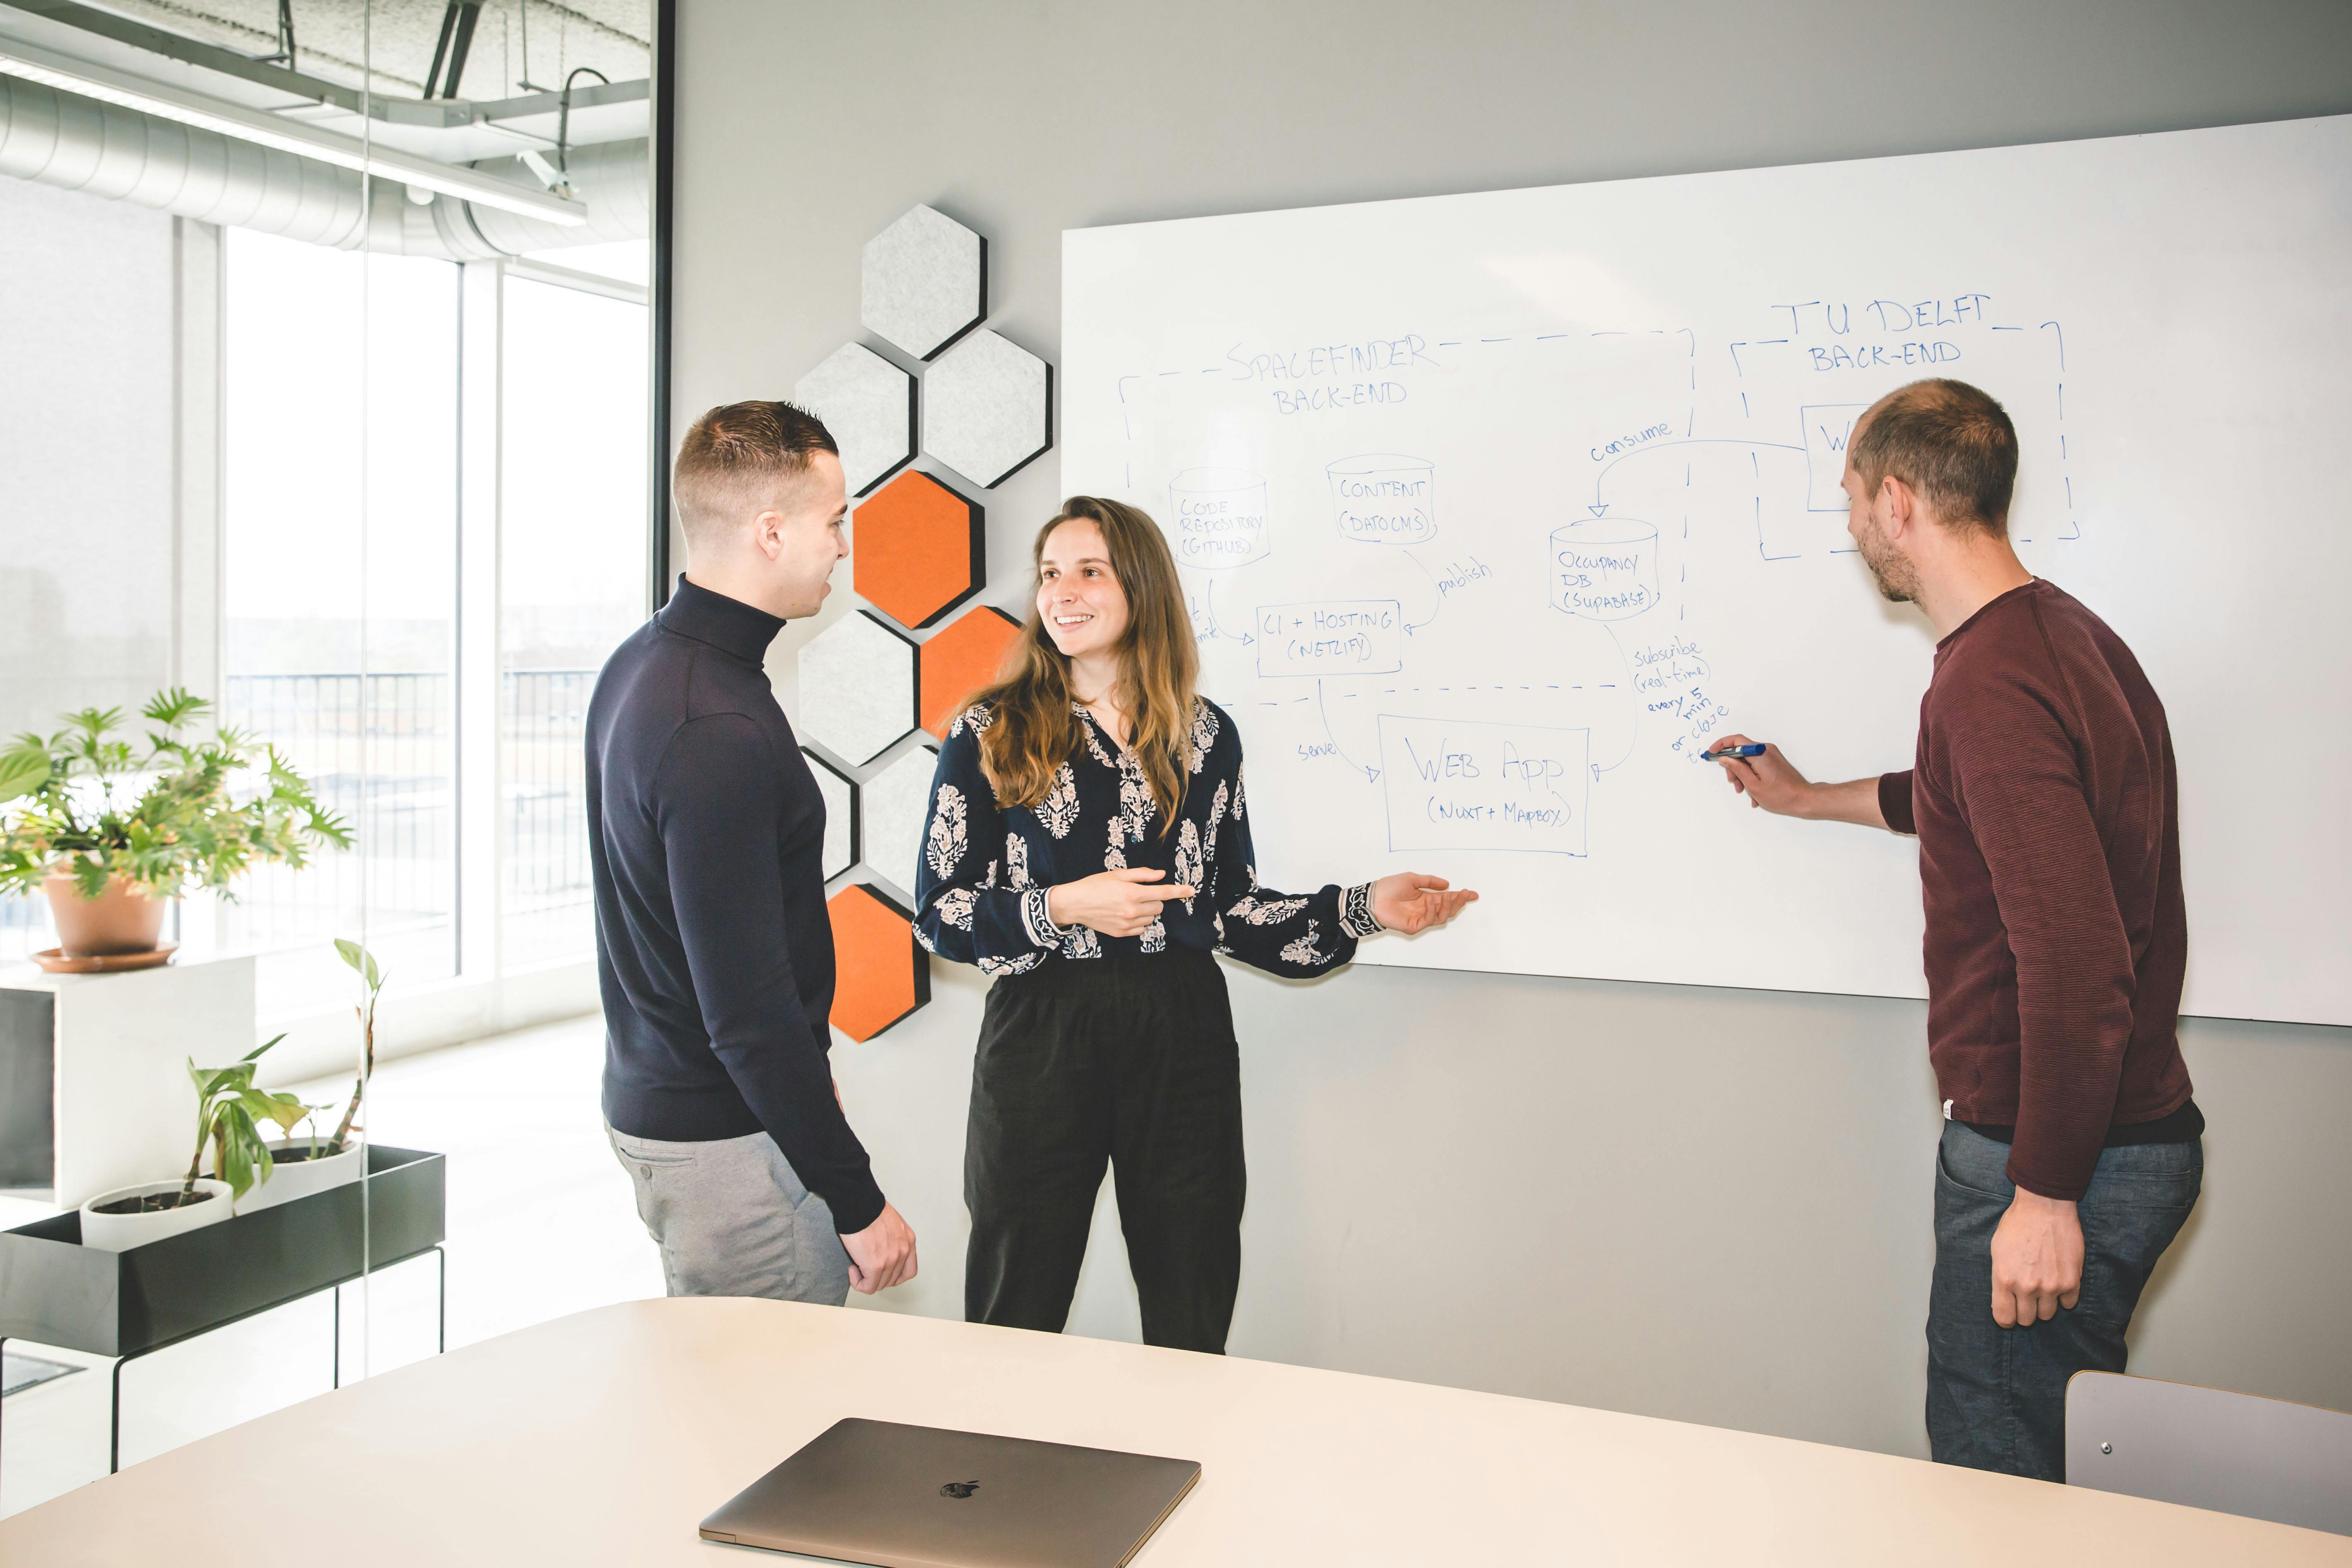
[1854,516,1919,603]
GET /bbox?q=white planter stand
[230,1139,365,1215]
[77,1178,234,1251]
[0,955,257,1208]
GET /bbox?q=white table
[1,1298,2342,1565]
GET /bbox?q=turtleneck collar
[655,575,786,667]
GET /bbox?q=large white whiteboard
[1062,116,2352,1026]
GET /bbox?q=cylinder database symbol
[1328,454,1436,545]
[1168,468,1271,569]
[1549,517,1660,620]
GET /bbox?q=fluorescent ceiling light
[0,36,587,226]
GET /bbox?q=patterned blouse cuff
[1019,887,1065,949]
[1340,882,1383,939]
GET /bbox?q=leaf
[0,743,48,802]
[242,1031,288,1064]
[335,937,364,972]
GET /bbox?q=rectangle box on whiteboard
[1378,717,1589,856]
[1802,404,1868,511]
[1256,599,1405,677]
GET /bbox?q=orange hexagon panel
[920,605,1022,738]
[852,469,983,630]
[827,882,929,1042]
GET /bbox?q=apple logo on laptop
[940,1480,981,1500]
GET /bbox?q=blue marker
[1700,743,1766,761]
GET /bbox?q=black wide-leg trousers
[964,948,1246,1354]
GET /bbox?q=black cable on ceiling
[557,65,609,177]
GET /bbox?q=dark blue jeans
[1928,1121,2202,1482]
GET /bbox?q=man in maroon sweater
[1708,378,2202,1482]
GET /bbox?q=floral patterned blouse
[913,698,1381,979]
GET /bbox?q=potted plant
[0,688,349,961]
[77,1035,306,1250]
[236,938,386,1213]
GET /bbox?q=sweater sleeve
[912,709,1059,977]
[657,715,887,1233]
[1203,723,1378,977]
[1945,689,2136,1200]
[1879,769,1917,835]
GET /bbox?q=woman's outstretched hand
[1369,872,1478,935]
[1046,867,1197,938]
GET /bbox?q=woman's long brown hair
[972,496,1199,835]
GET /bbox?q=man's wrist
[2007,1184,2078,1215]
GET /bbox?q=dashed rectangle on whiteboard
[1378,716,1589,855]
[1257,600,1405,676]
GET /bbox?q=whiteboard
[1061,116,2352,1026]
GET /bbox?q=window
[499,278,650,968]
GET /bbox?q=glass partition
[0,0,656,1513]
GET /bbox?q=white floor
[0,1013,664,1520]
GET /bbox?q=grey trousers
[605,1122,852,1306]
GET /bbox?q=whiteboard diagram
[1063,116,2352,1025]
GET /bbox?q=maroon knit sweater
[1877,580,2193,1200]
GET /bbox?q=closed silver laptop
[699,1418,1201,1567]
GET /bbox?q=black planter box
[0,1145,444,1357]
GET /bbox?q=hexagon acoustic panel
[827,882,929,1042]
[862,744,940,899]
[862,204,985,361]
[802,748,859,882]
[798,610,918,766]
[852,470,983,630]
[923,329,1052,490]
[920,606,1022,738]
[794,343,913,497]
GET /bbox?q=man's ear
[749,509,786,561]
[1879,474,1916,540]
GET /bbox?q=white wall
[671,0,2352,1457]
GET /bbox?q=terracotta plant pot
[44,870,170,957]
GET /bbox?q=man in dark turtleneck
[589,400,917,1303]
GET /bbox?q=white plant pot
[233,1139,365,1215]
[78,1178,235,1252]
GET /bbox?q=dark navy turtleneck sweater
[587,577,885,1234]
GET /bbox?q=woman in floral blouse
[915,495,1476,1352]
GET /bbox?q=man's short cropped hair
[672,400,840,548]
[1849,378,2018,535]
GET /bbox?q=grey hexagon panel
[797,610,917,766]
[861,744,940,899]
[923,329,1052,490]
[802,748,859,881]
[861,205,985,361]
[794,342,913,497]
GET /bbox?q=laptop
[698,1418,1202,1567]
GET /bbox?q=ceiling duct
[0,74,645,258]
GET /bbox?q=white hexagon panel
[794,342,913,497]
[923,328,1052,490]
[862,205,985,361]
[797,610,917,766]
[861,744,940,899]
[802,747,859,881]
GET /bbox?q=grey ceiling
[99,0,651,100]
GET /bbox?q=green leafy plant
[183,1033,308,1204]
[326,937,385,1153]
[0,688,351,901]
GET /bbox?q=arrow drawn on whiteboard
[1591,627,1640,778]
[1401,551,1444,632]
[1315,679,1380,784]
[1206,577,1253,645]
